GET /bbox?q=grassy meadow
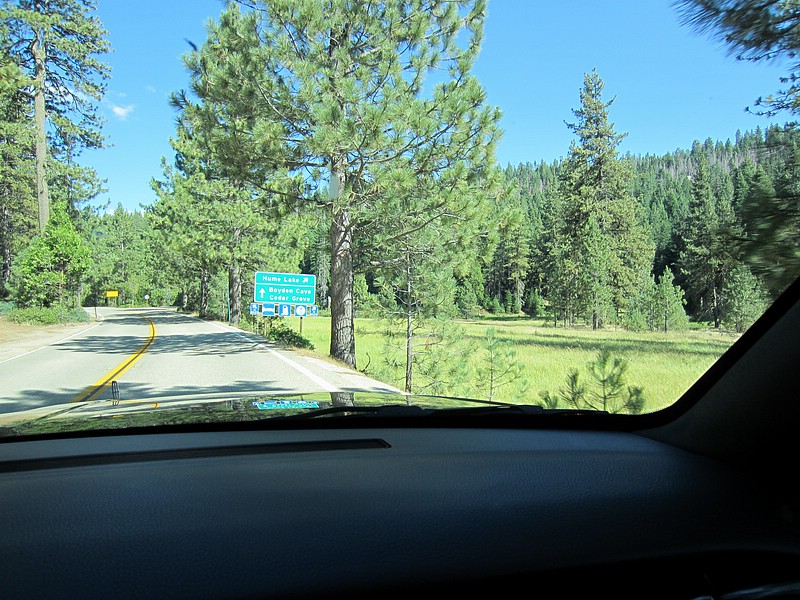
[284,314,739,413]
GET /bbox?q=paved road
[0,307,399,416]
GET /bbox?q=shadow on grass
[467,314,538,322]
[459,330,735,359]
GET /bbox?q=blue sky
[85,0,791,211]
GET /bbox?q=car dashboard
[1,423,798,599]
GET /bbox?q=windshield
[1,0,799,437]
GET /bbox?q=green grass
[284,314,738,413]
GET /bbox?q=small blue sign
[252,400,320,410]
[308,305,319,317]
[250,302,260,316]
[278,304,291,317]
[294,305,307,317]
[262,304,276,316]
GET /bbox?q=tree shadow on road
[54,331,266,356]
[0,379,338,415]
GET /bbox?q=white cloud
[145,85,157,93]
[112,104,135,120]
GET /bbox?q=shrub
[264,321,314,350]
[487,297,503,314]
[10,202,91,308]
[7,305,89,326]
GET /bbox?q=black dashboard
[1,425,798,599]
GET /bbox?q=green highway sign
[254,272,316,305]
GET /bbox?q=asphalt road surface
[0,307,398,416]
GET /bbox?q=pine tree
[82,204,162,306]
[175,0,501,368]
[551,70,654,327]
[369,170,498,393]
[723,263,768,333]
[474,327,527,401]
[680,154,737,327]
[485,186,530,315]
[654,266,689,332]
[2,0,110,230]
[676,0,800,117]
[150,124,311,321]
[539,350,646,414]
[0,43,36,296]
[739,150,800,296]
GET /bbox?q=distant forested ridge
[49,122,796,338]
[493,123,799,332]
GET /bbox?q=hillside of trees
[2,0,800,393]
[499,121,800,333]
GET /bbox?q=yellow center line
[70,316,157,403]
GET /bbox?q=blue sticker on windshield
[253,400,320,410]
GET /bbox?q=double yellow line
[71,315,157,404]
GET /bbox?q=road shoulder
[165,308,403,395]
[0,311,103,365]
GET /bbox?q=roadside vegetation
[290,314,735,413]
[6,305,88,326]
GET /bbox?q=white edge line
[258,345,338,393]
[0,314,104,366]
[156,309,404,394]
[183,313,339,393]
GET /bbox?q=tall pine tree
[551,70,653,328]
[679,154,737,327]
[0,41,36,296]
[175,0,501,368]
[2,0,110,230]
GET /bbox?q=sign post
[261,303,276,336]
[294,304,307,334]
[105,290,119,307]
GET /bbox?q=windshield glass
[1,0,799,437]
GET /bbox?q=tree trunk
[330,159,356,369]
[316,249,330,309]
[405,270,413,394]
[329,192,356,368]
[712,284,721,328]
[1,243,10,296]
[33,24,49,232]
[229,230,241,325]
[229,260,241,325]
[199,269,209,318]
[1,206,11,295]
